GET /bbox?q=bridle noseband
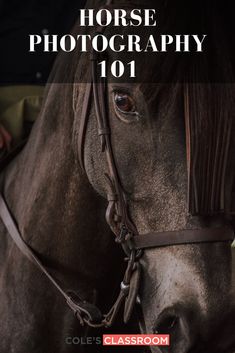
[0,3,234,329]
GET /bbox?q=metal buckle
[66,295,103,327]
[116,224,129,244]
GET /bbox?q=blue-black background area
[0,0,86,84]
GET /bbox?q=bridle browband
[0,3,234,329]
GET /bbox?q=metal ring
[121,281,130,293]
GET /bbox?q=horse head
[72,1,235,351]
[1,1,234,353]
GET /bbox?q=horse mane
[181,4,235,216]
[184,84,235,216]
[137,0,235,216]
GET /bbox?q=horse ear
[123,262,141,323]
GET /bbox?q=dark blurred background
[0,0,86,84]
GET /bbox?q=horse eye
[114,93,135,114]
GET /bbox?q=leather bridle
[0,2,234,329]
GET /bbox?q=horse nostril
[154,315,179,334]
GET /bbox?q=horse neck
[1,82,119,292]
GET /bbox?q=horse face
[82,82,234,352]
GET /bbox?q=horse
[0,0,235,352]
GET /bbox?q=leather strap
[132,227,235,250]
[77,82,92,171]
[0,192,141,328]
[0,193,103,326]
[89,48,138,247]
